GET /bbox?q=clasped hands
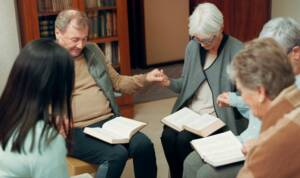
[145,69,170,86]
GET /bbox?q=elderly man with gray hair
[259,17,300,85]
[182,17,300,178]
[54,9,164,178]
[160,3,245,178]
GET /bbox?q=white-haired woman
[259,17,300,85]
[160,3,244,178]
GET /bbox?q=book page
[205,151,245,167]
[181,113,225,137]
[203,149,244,161]
[186,114,220,130]
[83,127,125,143]
[71,173,93,178]
[102,117,146,138]
[161,107,200,131]
[191,131,245,167]
[194,135,241,154]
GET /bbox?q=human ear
[55,28,62,40]
[257,86,267,103]
[292,46,300,60]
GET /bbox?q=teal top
[229,74,300,143]
[228,92,262,143]
[0,121,69,178]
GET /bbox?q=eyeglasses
[287,45,298,54]
[195,35,216,45]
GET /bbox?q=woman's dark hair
[0,39,74,153]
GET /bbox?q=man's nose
[76,40,85,49]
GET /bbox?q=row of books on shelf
[38,0,116,13]
[38,14,119,66]
[38,0,72,13]
[85,0,116,8]
[83,107,245,168]
[39,16,55,38]
[98,42,119,66]
[38,10,117,40]
[88,10,117,39]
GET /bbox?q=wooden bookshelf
[17,0,134,117]
[89,36,118,43]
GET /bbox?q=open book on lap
[83,116,147,144]
[71,173,93,178]
[191,131,245,167]
[161,107,225,137]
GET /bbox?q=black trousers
[161,125,199,178]
[69,118,157,178]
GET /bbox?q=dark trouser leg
[161,126,180,178]
[69,120,128,178]
[161,126,198,178]
[128,132,157,178]
[176,130,199,169]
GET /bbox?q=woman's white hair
[259,17,300,52]
[188,3,223,37]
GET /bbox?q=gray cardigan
[169,35,245,134]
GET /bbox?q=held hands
[242,139,257,156]
[217,92,230,107]
[146,69,164,82]
[146,69,170,86]
[160,70,170,87]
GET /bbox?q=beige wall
[272,0,300,21]
[0,0,20,94]
[144,0,189,65]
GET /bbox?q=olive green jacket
[83,43,147,116]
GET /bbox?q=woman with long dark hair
[0,39,74,178]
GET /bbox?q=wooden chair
[67,156,133,178]
[67,157,97,176]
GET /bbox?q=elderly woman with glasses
[159,3,245,178]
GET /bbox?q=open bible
[191,131,245,167]
[161,107,225,137]
[83,116,147,144]
[71,173,93,178]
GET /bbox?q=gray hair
[230,38,295,100]
[55,9,89,32]
[188,3,223,37]
[259,17,300,52]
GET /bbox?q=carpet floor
[132,63,183,103]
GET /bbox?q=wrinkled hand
[242,139,257,156]
[217,92,230,107]
[160,71,170,87]
[146,69,165,82]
